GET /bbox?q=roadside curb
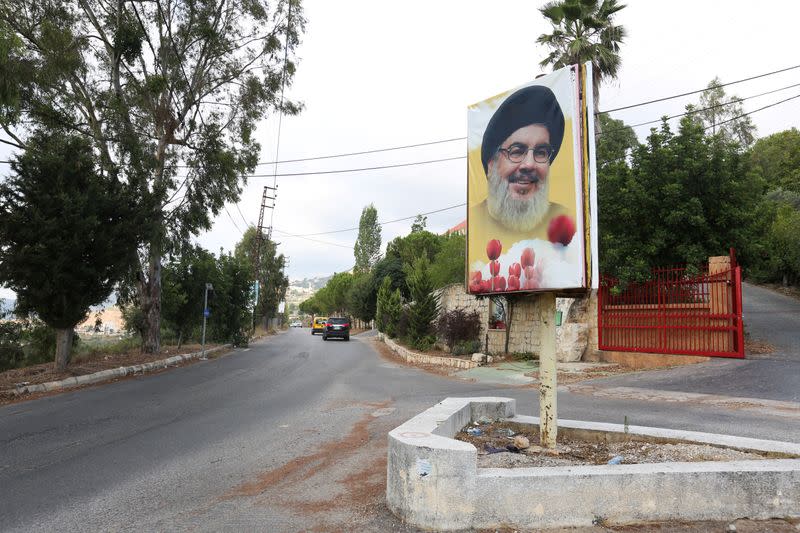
[10,344,232,397]
[565,383,800,420]
[378,333,479,370]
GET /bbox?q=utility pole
[200,283,214,360]
[253,185,277,331]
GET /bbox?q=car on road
[290,321,302,328]
[322,316,351,341]
[311,316,327,335]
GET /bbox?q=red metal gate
[598,259,744,358]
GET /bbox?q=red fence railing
[598,262,744,358]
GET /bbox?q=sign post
[200,283,213,360]
[537,292,558,447]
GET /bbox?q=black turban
[481,84,565,175]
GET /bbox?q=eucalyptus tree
[697,77,757,148]
[0,0,305,352]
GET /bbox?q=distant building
[444,219,466,236]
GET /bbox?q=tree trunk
[141,248,162,354]
[54,328,74,372]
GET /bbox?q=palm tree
[537,0,627,129]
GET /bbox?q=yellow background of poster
[466,68,584,292]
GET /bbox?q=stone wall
[379,334,479,370]
[436,283,590,361]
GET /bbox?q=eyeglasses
[498,143,554,164]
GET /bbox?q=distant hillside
[290,275,331,291]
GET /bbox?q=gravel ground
[455,420,784,468]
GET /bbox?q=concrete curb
[10,344,232,396]
[378,333,479,370]
[387,397,800,531]
[565,383,800,420]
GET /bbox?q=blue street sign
[204,308,210,318]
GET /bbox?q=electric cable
[224,206,244,236]
[704,92,800,131]
[245,155,465,178]
[598,81,800,137]
[271,228,353,249]
[281,202,467,237]
[234,202,253,229]
[597,63,800,115]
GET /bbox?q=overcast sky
[2,0,800,298]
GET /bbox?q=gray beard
[486,166,550,232]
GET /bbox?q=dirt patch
[455,420,777,468]
[223,400,391,500]
[546,365,635,384]
[0,342,229,405]
[221,399,400,532]
[745,337,776,354]
[366,337,463,379]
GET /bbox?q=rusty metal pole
[538,292,557,448]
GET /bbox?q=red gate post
[734,266,745,358]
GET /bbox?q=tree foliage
[537,0,626,115]
[598,116,762,281]
[347,272,376,323]
[161,244,217,347]
[766,204,800,286]
[375,275,401,338]
[234,227,288,326]
[749,128,800,194]
[353,204,381,274]
[0,0,305,353]
[694,77,756,148]
[159,244,253,346]
[405,256,439,347]
[0,131,139,369]
[429,233,466,289]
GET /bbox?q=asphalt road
[1,326,798,532]
[576,282,800,402]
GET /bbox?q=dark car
[322,316,351,341]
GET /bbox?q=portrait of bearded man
[469,84,568,242]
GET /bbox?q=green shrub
[411,335,436,352]
[22,321,60,366]
[0,321,25,371]
[452,339,482,356]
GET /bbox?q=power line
[271,228,353,249]
[599,81,800,136]
[598,63,800,115]
[224,206,244,236]
[277,202,466,238]
[705,92,800,131]
[597,90,800,166]
[245,156,465,178]
[234,202,252,229]
[253,136,465,166]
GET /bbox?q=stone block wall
[436,283,592,360]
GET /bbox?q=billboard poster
[466,65,594,295]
